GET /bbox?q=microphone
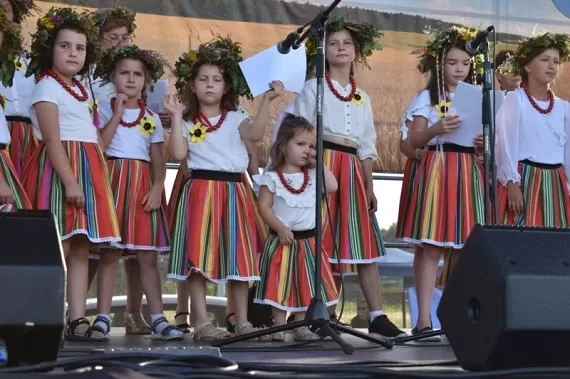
[277,31,301,54]
[465,26,494,54]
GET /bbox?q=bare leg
[413,245,442,329]
[86,257,99,293]
[175,280,190,328]
[124,259,145,313]
[357,263,383,311]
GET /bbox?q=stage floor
[60,328,462,373]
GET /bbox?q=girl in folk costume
[294,16,405,338]
[253,115,339,341]
[496,32,570,227]
[87,6,152,336]
[89,45,182,340]
[0,7,31,211]
[400,26,485,337]
[0,0,40,178]
[23,7,121,341]
[166,36,283,340]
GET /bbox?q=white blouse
[0,107,11,144]
[401,94,420,141]
[294,78,377,160]
[253,168,316,231]
[0,57,35,118]
[411,90,461,146]
[497,88,570,186]
[181,110,251,172]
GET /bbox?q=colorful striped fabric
[22,141,121,243]
[254,233,339,312]
[106,158,170,255]
[0,149,32,209]
[242,172,268,256]
[167,176,261,283]
[396,158,421,240]
[167,165,187,229]
[498,161,570,227]
[7,120,38,179]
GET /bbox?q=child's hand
[307,148,316,168]
[264,80,284,101]
[142,186,162,212]
[64,181,85,209]
[162,95,183,118]
[159,111,172,128]
[277,225,295,245]
[473,132,484,149]
[113,94,128,116]
[0,180,14,205]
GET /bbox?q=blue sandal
[150,316,184,341]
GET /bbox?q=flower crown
[497,32,570,76]
[305,15,383,76]
[173,35,252,100]
[0,8,24,87]
[26,7,100,79]
[94,6,136,35]
[93,44,168,87]
[413,25,484,76]
[6,0,40,23]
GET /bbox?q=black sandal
[64,317,107,342]
[85,316,111,342]
[225,313,236,333]
[174,312,192,334]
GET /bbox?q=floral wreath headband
[304,15,383,76]
[173,35,252,100]
[94,6,136,35]
[497,31,570,76]
[25,7,101,79]
[93,45,168,88]
[6,0,40,23]
[0,7,24,88]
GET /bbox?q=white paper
[442,82,504,146]
[239,43,307,97]
[146,79,169,114]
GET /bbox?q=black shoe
[369,315,407,338]
[411,325,442,342]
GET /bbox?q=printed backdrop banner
[24,0,570,173]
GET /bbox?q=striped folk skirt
[105,158,170,256]
[396,158,421,240]
[254,230,339,312]
[400,144,485,249]
[167,169,261,283]
[22,141,121,243]
[167,165,187,229]
[0,148,32,210]
[243,172,269,255]
[7,116,38,179]
[498,160,570,227]
[323,141,386,265]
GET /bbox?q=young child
[0,5,31,211]
[294,15,405,338]
[0,0,39,178]
[88,45,182,340]
[400,26,486,338]
[23,7,120,342]
[253,114,339,341]
[495,32,570,227]
[495,50,521,93]
[165,36,282,341]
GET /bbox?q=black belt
[323,140,357,155]
[0,144,6,150]
[428,143,476,154]
[270,228,316,240]
[520,159,562,169]
[107,156,148,164]
[190,169,242,182]
[6,116,31,123]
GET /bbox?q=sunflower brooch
[188,123,208,143]
[138,115,156,137]
[435,99,451,118]
[88,99,99,116]
[352,91,365,106]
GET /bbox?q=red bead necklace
[325,71,357,102]
[522,84,555,114]
[110,97,147,127]
[277,167,310,194]
[195,109,228,132]
[37,69,88,102]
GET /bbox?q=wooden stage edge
[60,328,463,372]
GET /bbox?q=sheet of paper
[442,82,504,146]
[146,79,169,114]
[239,43,307,97]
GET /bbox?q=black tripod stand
[211,0,393,354]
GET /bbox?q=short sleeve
[150,112,165,144]
[411,90,432,120]
[252,172,276,193]
[31,77,59,106]
[357,95,378,160]
[293,80,316,125]
[236,108,251,124]
[400,94,418,141]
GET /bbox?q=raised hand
[162,94,184,118]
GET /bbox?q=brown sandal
[193,322,231,341]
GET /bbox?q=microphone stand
[212,0,392,354]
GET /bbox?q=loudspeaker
[0,211,66,366]
[437,224,570,371]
